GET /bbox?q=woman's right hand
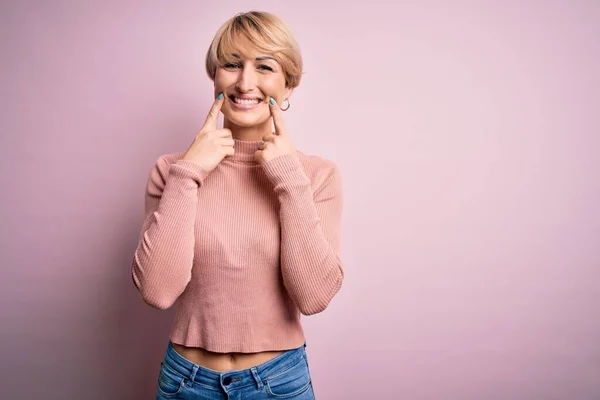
[181,93,234,172]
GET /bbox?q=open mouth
[229,95,264,106]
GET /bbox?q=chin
[223,108,270,128]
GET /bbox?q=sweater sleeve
[262,153,344,315]
[131,155,209,310]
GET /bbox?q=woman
[131,11,344,399]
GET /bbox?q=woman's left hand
[255,97,296,164]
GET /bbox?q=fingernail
[217,93,224,100]
[269,97,276,105]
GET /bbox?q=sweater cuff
[170,159,210,185]
[262,153,304,182]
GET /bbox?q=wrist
[172,159,210,184]
[262,153,303,181]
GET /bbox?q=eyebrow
[231,53,276,62]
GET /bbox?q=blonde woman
[132,11,344,399]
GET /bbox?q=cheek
[260,77,286,100]
[214,70,235,92]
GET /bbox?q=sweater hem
[168,333,307,354]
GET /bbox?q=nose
[235,64,257,92]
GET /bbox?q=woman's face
[214,48,292,128]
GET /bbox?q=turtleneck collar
[229,138,262,163]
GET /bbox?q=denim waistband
[162,341,307,392]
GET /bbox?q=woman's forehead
[223,49,279,64]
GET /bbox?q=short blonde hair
[205,11,303,89]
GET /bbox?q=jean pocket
[264,356,312,398]
[157,362,186,398]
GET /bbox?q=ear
[284,87,294,101]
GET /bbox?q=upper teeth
[234,97,260,104]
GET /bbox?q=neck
[221,118,269,163]
[224,118,271,141]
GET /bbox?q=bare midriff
[172,343,285,372]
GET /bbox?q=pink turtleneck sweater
[131,139,344,353]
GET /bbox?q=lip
[228,94,265,110]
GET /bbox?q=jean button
[223,376,232,385]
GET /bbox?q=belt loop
[250,367,263,389]
[189,364,199,383]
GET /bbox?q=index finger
[269,97,287,136]
[202,93,225,131]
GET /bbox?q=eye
[258,64,274,71]
[223,63,241,69]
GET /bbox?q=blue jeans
[156,341,316,399]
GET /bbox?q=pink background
[1,1,599,399]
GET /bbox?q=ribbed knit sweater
[131,138,344,353]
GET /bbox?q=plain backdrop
[1,1,599,399]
